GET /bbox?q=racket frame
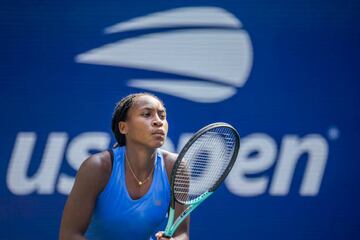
[163,122,240,238]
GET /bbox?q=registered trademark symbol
[327,126,340,140]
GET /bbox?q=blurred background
[1,0,359,239]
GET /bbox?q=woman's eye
[142,112,151,117]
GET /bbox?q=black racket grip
[161,233,172,239]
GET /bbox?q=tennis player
[59,93,189,240]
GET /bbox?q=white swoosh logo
[104,6,242,33]
[75,7,253,103]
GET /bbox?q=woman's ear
[119,121,128,134]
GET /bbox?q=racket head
[170,122,240,206]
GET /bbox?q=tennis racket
[163,122,240,238]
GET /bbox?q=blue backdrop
[1,0,359,239]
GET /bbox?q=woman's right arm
[59,151,112,240]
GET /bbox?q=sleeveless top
[85,146,171,240]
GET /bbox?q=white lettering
[7,132,67,195]
[225,134,276,196]
[270,134,328,196]
[6,131,330,197]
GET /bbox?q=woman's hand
[155,231,174,240]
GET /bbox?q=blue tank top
[85,146,171,240]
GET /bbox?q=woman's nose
[152,115,163,126]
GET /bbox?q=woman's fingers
[155,231,174,240]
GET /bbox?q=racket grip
[162,232,172,238]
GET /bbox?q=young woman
[59,93,189,240]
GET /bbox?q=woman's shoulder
[81,150,112,173]
[76,150,113,192]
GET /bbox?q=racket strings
[174,127,237,203]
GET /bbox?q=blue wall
[1,0,359,239]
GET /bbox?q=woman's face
[120,95,168,149]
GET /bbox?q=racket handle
[158,232,172,239]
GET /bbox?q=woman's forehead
[132,95,165,110]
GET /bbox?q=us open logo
[5,7,332,197]
[75,6,253,103]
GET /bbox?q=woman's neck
[125,144,156,173]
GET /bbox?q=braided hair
[111,93,164,147]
